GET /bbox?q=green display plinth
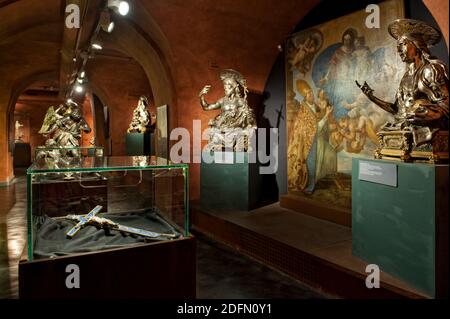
[201,152,263,211]
[352,158,448,297]
[125,132,152,156]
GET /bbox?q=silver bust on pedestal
[357,19,448,162]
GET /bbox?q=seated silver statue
[199,69,257,151]
[357,19,449,162]
[128,95,154,134]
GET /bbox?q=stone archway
[6,71,60,151]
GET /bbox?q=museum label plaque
[358,160,397,187]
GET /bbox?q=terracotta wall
[141,0,320,200]
[0,0,61,183]
[424,0,449,49]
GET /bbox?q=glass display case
[26,156,189,261]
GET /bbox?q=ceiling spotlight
[118,1,129,15]
[107,21,115,32]
[77,75,88,85]
[100,10,115,33]
[108,0,130,16]
[74,84,84,93]
[91,40,103,50]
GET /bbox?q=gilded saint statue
[128,95,154,133]
[357,19,449,162]
[199,69,257,151]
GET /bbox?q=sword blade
[115,224,177,239]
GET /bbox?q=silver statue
[37,100,91,160]
[199,69,257,151]
[128,95,154,133]
[357,19,449,162]
[14,120,24,142]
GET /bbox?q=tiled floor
[196,232,323,298]
[0,172,323,299]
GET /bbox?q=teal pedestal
[352,158,448,297]
[200,152,264,212]
[125,132,151,156]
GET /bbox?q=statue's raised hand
[199,85,211,97]
[355,81,374,97]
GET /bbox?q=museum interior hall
[0,0,448,300]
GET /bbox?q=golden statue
[199,69,257,151]
[128,95,153,133]
[357,19,449,162]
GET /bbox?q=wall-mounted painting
[285,0,404,209]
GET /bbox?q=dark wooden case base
[19,236,196,299]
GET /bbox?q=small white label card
[359,160,397,187]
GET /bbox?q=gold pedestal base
[374,130,449,163]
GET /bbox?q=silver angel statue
[128,95,154,133]
[37,100,91,159]
[357,19,449,162]
[199,69,257,151]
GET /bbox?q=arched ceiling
[0,0,322,134]
[0,0,63,104]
